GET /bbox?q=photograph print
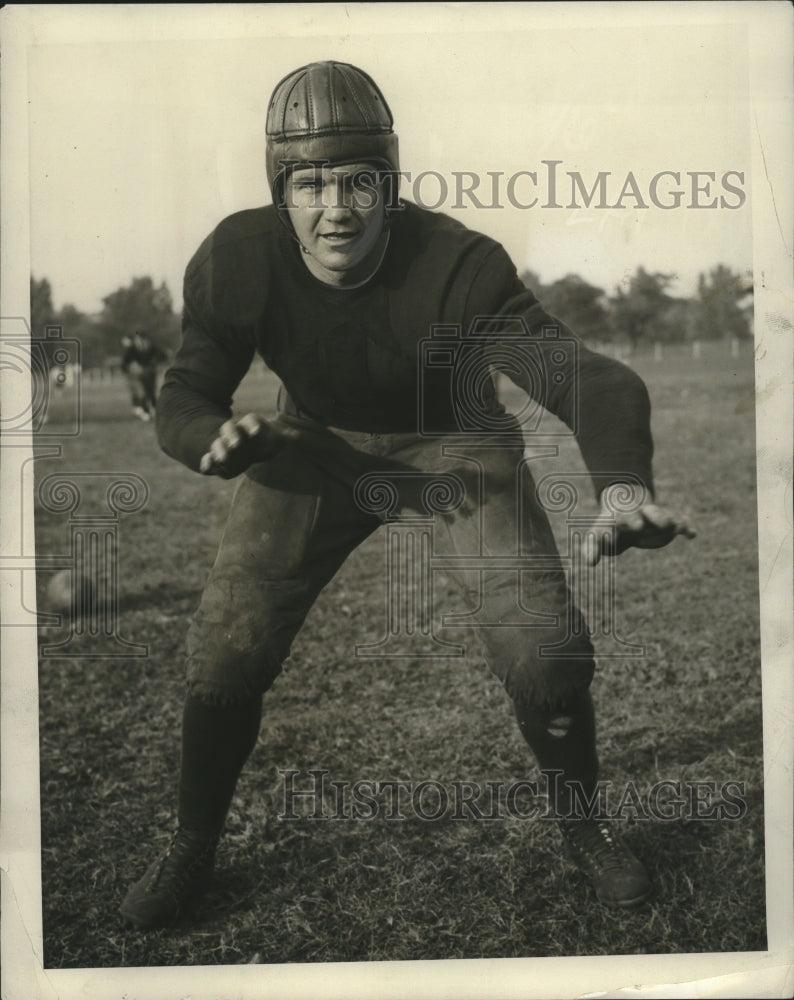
[2,4,792,999]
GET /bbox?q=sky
[24,4,756,315]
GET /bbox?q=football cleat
[559,818,652,908]
[119,826,218,929]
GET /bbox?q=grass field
[34,341,766,968]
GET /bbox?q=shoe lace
[146,829,215,895]
[563,820,629,873]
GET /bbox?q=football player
[120,61,693,929]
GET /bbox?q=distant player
[121,330,166,420]
[120,61,694,929]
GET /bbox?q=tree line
[30,275,181,368]
[520,265,753,349]
[30,263,752,369]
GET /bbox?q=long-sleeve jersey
[157,201,654,499]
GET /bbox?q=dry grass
[35,343,766,967]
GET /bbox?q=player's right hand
[581,489,696,567]
[199,413,295,478]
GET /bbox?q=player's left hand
[581,484,696,567]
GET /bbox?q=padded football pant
[177,414,599,834]
[185,413,596,713]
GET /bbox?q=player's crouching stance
[120,62,694,930]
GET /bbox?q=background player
[121,330,166,421]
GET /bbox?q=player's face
[284,163,388,287]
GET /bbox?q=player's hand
[199,414,295,478]
[581,484,696,567]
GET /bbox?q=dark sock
[177,693,263,836]
[513,690,599,816]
